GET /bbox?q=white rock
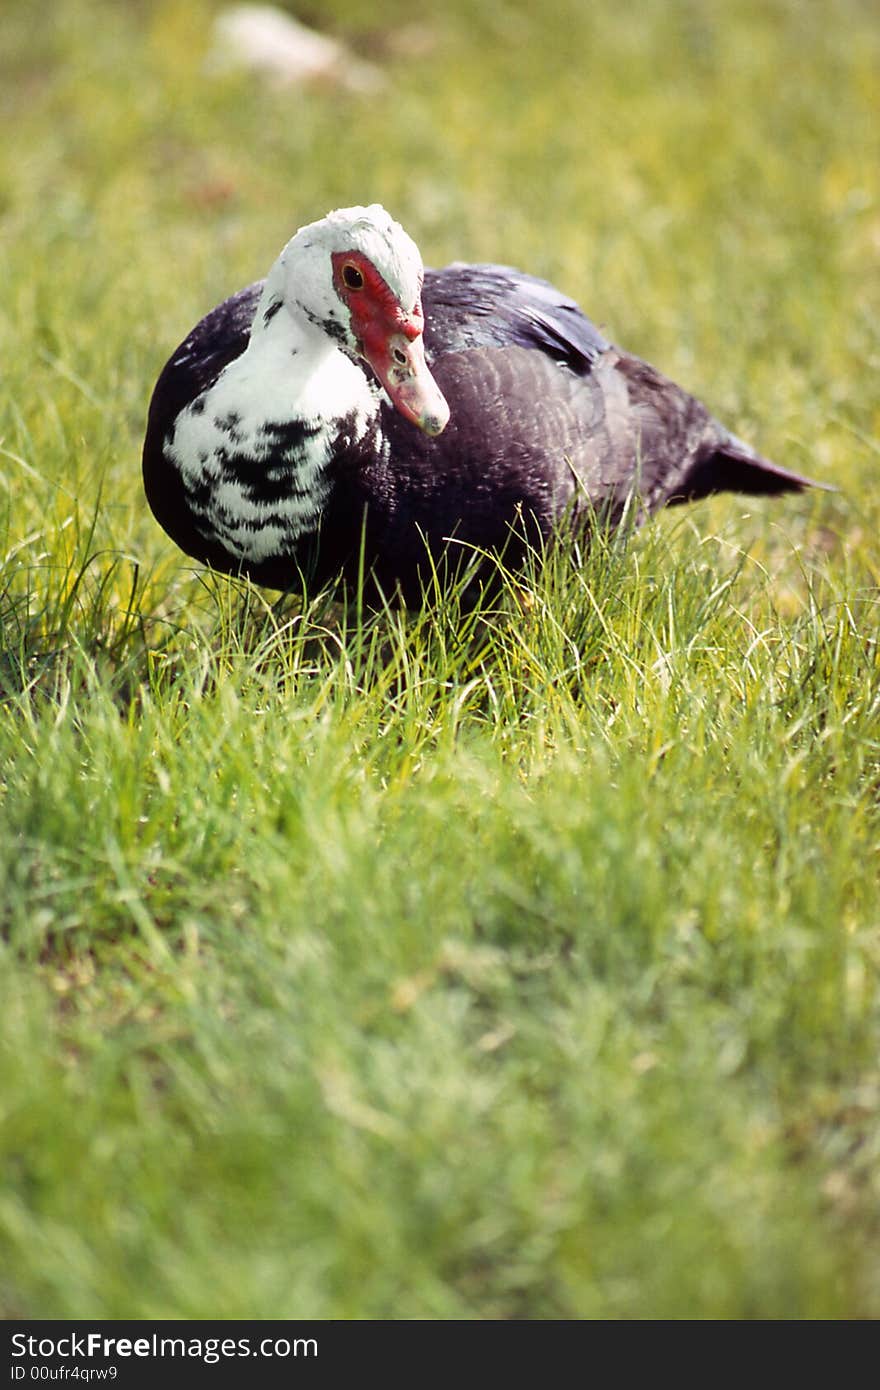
[209,5,383,92]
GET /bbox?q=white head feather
[261,203,424,350]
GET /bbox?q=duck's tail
[677,430,834,504]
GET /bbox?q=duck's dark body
[143,263,815,603]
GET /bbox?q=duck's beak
[351,293,450,436]
[369,327,450,436]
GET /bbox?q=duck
[143,203,821,605]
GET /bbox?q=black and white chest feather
[160,303,383,565]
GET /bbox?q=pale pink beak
[350,289,450,437]
[373,329,450,436]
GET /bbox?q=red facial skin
[331,250,450,436]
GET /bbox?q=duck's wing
[422,264,609,372]
[144,281,265,431]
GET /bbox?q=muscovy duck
[143,204,821,603]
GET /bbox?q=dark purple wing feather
[422,264,609,370]
[146,282,263,425]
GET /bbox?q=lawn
[1,0,878,1318]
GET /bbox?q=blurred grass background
[0,0,878,1317]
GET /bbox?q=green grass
[1,0,879,1318]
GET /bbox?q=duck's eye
[342,263,364,290]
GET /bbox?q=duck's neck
[166,289,381,564]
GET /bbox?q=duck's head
[268,204,450,436]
